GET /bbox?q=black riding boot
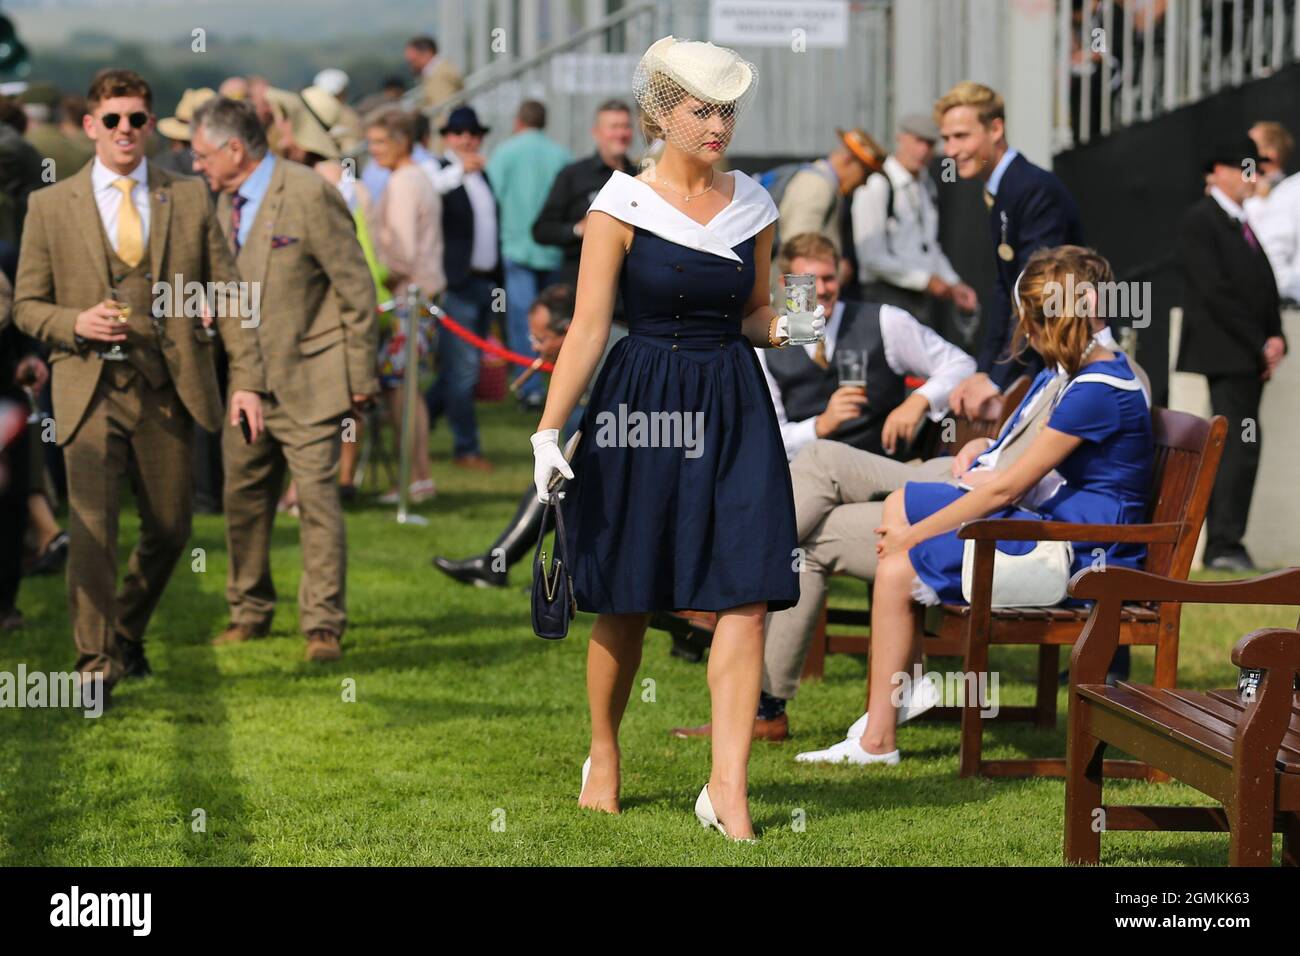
[433,486,550,587]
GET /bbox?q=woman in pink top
[365,108,445,503]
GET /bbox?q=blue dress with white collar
[558,171,800,614]
[904,353,1153,606]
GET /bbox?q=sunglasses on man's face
[100,111,150,130]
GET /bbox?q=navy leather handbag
[532,485,577,640]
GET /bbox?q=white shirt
[91,156,150,258]
[986,147,1020,197]
[1209,184,1248,222]
[417,152,499,271]
[756,299,977,460]
[1246,171,1300,302]
[852,154,961,290]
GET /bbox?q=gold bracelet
[767,314,785,349]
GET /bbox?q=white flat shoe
[845,674,942,739]
[694,784,757,842]
[795,736,901,766]
[580,756,591,800]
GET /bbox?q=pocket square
[270,235,299,249]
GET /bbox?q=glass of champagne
[782,273,820,346]
[103,287,129,361]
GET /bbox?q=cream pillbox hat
[634,35,756,107]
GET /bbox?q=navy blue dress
[904,353,1153,606]
[559,215,800,615]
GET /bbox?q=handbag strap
[533,493,571,570]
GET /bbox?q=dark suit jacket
[1176,195,1285,378]
[983,152,1085,386]
[436,157,501,289]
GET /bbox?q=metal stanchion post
[395,283,428,526]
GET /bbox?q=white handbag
[960,537,1074,608]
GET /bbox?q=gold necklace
[654,169,716,203]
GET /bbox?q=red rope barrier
[377,303,554,373]
[376,304,927,388]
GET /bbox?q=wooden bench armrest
[957,519,1181,544]
[1232,627,1300,672]
[1070,566,1300,606]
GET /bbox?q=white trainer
[794,736,901,766]
[844,674,942,739]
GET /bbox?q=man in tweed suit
[190,97,378,662]
[14,69,266,694]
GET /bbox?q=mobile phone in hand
[238,410,252,444]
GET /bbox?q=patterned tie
[812,339,829,369]
[113,177,143,267]
[983,189,995,210]
[230,193,248,254]
[1242,219,1260,252]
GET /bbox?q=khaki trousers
[763,439,955,700]
[64,361,194,685]
[222,397,346,635]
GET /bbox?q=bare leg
[383,386,432,488]
[339,418,361,487]
[862,490,918,755]
[582,611,649,813]
[27,492,62,551]
[708,601,765,840]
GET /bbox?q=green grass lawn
[0,401,1294,866]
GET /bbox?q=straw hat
[634,35,756,108]
[837,127,887,173]
[158,87,215,142]
[288,85,343,160]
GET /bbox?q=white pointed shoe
[845,674,942,739]
[795,736,901,765]
[694,784,757,842]
[580,756,591,800]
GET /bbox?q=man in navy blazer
[936,81,1085,415]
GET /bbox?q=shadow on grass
[144,527,253,864]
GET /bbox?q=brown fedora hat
[836,127,887,173]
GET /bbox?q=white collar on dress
[586,168,778,262]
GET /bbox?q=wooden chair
[943,408,1227,778]
[1063,566,1300,866]
[804,375,1032,679]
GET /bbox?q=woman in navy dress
[798,246,1153,765]
[530,36,825,841]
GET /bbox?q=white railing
[1057,0,1300,150]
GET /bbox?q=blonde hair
[637,71,685,143]
[1251,120,1295,168]
[1009,245,1115,377]
[933,80,1005,128]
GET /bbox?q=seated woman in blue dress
[802,245,1154,765]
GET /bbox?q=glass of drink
[782,273,819,346]
[836,348,867,393]
[103,287,130,361]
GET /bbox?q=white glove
[531,428,574,503]
[775,303,826,347]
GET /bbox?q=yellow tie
[983,189,995,210]
[113,177,144,267]
[812,339,829,369]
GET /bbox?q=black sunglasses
[100,111,150,130]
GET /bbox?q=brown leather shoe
[304,629,342,662]
[671,713,789,742]
[212,621,270,645]
[452,454,494,472]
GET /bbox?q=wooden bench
[1064,566,1300,866]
